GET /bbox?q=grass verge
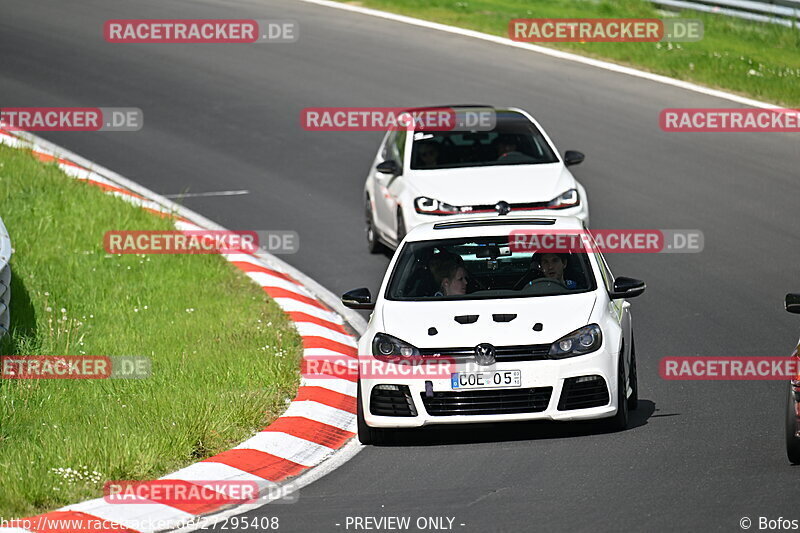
[0,143,303,519]
[338,0,800,106]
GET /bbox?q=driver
[429,253,468,296]
[533,253,578,289]
[495,134,519,160]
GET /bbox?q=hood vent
[492,314,517,323]
[454,315,479,324]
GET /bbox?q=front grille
[421,387,552,416]
[433,218,555,230]
[465,200,550,213]
[418,344,550,362]
[370,385,417,417]
[557,376,609,411]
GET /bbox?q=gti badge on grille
[474,343,496,366]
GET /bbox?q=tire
[604,347,629,432]
[357,382,389,445]
[628,335,639,411]
[365,198,386,254]
[785,385,800,464]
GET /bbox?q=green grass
[0,144,302,519]
[341,0,800,106]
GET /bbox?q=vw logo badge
[474,343,496,366]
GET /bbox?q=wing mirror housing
[786,293,800,314]
[564,150,585,167]
[609,277,646,299]
[376,160,401,176]
[342,287,375,310]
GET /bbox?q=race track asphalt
[3,1,800,530]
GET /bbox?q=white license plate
[451,370,521,389]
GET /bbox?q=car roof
[400,105,524,113]
[402,107,541,140]
[403,214,585,242]
[401,104,494,112]
[401,106,530,123]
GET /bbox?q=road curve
[2,0,800,531]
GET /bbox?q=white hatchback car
[364,106,589,253]
[342,215,644,444]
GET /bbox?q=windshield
[409,111,559,170]
[385,235,597,301]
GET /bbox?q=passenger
[416,141,440,168]
[534,253,577,289]
[429,253,468,296]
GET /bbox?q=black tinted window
[386,236,597,301]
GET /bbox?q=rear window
[409,112,559,170]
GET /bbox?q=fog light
[574,375,601,383]
[375,384,401,391]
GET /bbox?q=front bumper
[361,347,618,428]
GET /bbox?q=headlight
[414,196,462,215]
[372,333,420,357]
[548,324,602,359]
[547,189,579,209]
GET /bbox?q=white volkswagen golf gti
[342,215,644,444]
[364,106,589,253]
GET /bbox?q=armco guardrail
[0,216,11,337]
[651,0,800,27]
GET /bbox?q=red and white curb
[0,127,367,532]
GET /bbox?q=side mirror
[342,287,375,310]
[609,277,646,300]
[564,150,585,167]
[786,293,800,314]
[376,160,401,176]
